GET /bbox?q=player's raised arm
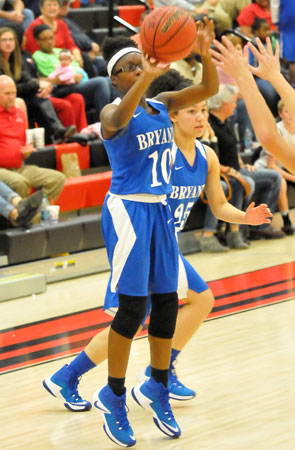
[209,36,295,174]
[158,18,219,113]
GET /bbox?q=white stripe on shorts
[107,195,136,293]
[178,254,189,299]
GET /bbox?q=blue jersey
[102,98,174,196]
[169,140,208,234]
[103,139,209,314]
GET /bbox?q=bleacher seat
[25,146,56,169]
[0,215,105,265]
[56,171,112,212]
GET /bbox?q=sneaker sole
[43,377,91,412]
[93,389,136,448]
[169,391,196,401]
[131,384,181,438]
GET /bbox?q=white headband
[107,47,142,76]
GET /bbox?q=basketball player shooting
[42,12,218,448]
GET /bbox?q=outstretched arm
[209,36,295,174]
[204,146,272,225]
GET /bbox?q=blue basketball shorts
[101,194,179,297]
[104,250,209,321]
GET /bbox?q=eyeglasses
[113,62,143,75]
[0,38,14,43]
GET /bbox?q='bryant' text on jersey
[169,184,205,200]
[136,127,173,150]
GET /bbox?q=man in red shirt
[237,0,277,37]
[0,75,65,200]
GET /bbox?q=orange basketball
[140,6,197,63]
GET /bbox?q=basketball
[140,6,197,63]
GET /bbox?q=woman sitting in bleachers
[0,26,79,143]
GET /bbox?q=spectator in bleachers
[153,0,209,16]
[23,0,83,67]
[21,43,88,132]
[0,74,66,200]
[169,14,206,85]
[237,0,277,38]
[254,98,295,235]
[0,0,34,32]
[57,0,108,78]
[0,26,78,142]
[154,0,231,36]
[271,0,295,86]
[32,24,114,120]
[251,17,272,46]
[219,0,251,23]
[0,181,42,227]
[199,87,253,251]
[208,84,285,240]
[171,49,203,85]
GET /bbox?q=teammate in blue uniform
[43,20,219,447]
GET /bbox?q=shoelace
[114,402,130,430]
[69,377,84,402]
[159,388,175,422]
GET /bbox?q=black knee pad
[148,292,178,339]
[111,294,148,339]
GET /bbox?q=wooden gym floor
[0,233,294,450]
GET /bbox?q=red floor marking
[0,262,294,374]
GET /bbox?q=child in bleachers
[249,18,273,67]
[48,48,88,85]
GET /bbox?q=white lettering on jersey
[169,184,205,199]
[136,127,173,151]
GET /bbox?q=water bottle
[41,194,50,225]
[244,128,252,151]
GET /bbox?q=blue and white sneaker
[132,377,181,438]
[93,385,136,448]
[43,364,92,412]
[138,364,196,401]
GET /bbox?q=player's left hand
[194,17,215,57]
[245,202,272,225]
[248,37,281,82]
